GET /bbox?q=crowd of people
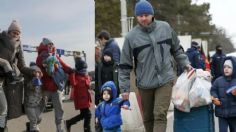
[1,1,236,132]
[95,1,235,132]
[0,20,92,132]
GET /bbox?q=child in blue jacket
[95,81,130,132]
[211,56,236,132]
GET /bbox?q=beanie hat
[216,45,222,50]
[224,59,233,69]
[8,20,21,33]
[41,38,56,54]
[42,38,53,45]
[191,41,199,48]
[75,57,88,72]
[29,62,41,72]
[135,0,154,16]
[103,50,113,58]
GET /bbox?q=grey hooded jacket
[119,20,190,93]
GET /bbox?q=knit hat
[29,62,41,72]
[224,60,233,69]
[135,0,154,16]
[8,20,21,33]
[191,41,199,48]
[75,57,88,72]
[103,50,113,58]
[42,38,53,45]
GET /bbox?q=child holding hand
[95,81,130,132]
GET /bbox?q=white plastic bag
[121,92,145,132]
[172,70,196,112]
[189,70,212,108]
[195,69,212,81]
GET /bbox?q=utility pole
[120,0,128,37]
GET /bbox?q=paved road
[7,91,95,132]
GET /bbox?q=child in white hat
[211,56,236,132]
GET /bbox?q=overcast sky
[0,0,95,71]
[195,0,236,46]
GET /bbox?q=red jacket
[70,73,91,110]
[36,54,72,91]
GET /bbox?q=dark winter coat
[102,39,121,64]
[0,31,35,119]
[211,52,226,81]
[95,81,130,130]
[211,56,236,118]
[0,31,35,78]
[97,60,119,93]
[69,73,91,110]
[186,47,204,69]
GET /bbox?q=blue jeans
[103,126,121,132]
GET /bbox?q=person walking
[24,62,44,132]
[97,50,119,99]
[64,57,92,132]
[118,1,191,132]
[211,45,226,81]
[211,56,236,132]
[97,30,121,64]
[0,20,38,132]
[95,81,130,132]
[186,41,205,69]
[36,38,73,132]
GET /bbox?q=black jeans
[219,117,236,132]
[67,108,91,131]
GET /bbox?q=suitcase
[174,105,215,132]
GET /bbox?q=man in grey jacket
[0,20,38,132]
[119,1,192,132]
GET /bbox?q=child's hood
[222,56,236,78]
[101,81,117,101]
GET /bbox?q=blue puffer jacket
[211,56,236,118]
[186,47,204,69]
[102,39,121,64]
[95,81,130,129]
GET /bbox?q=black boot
[64,120,71,132]
[0,127,4,132]
[84,126,91,132]
[0,127,7,132]
[84,110,91,132]
[26,122,30,132]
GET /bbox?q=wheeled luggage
[174,105,215,132]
